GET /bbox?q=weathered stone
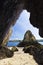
[0,0,43,45]
[17,30,42,48]
[0,46,14,58]
[1,28,12,46]
[39,49,43,64]
[23,30,36,42]
[0,0,43,58]
[23,45,43,65]
[11,47,18,52]
[23,45,39,54]
[18,30,36,47]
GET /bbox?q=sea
[6,41,20,47]
[6,41,43,47]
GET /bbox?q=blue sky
[9,10,43,40]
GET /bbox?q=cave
[0,0,43,45]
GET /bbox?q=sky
[9,10,43,40]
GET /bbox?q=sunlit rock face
[1,28,12,46]
[17,30,43,48]
[0,0,24,44]
[17,30,36,47]
[23,30,36,42]
[0,0,43,45]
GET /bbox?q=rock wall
[0,0,43,45]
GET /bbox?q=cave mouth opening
[9,10,43,41]
[2,10,43,46]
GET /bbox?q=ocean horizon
[6,41,20,47]
[6,40,43,47]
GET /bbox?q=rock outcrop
[0,47,38,65]
[0,0,43,58]
[0,46,14,58]
[23,45,43,65]
[0,46,18,58]
[18,30,43,65]
[0,0,43,45]
[17,30,42,48]
[11,47,18,52]
[23,30,36,42]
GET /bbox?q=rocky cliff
[0,0,43,45]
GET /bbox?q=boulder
[23,45,40,54]
[23,45,43,65]
[0,46,14,58]
[18,30,42,48]
[11,46,18,52]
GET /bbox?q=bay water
[6,41,43,47]
[6,41,20,47]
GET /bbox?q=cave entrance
[9,10,42,40]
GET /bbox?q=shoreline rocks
[18,30,43,65]
[17,30,43,49]
[23,45,43,65]
[11,46,18,52]
[0,46,18,58]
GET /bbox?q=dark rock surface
[17,41,42,48]
[23,45,43,65]
[17,30,42,48]
[17,30,35,47]
[17,30,43,65]
[23,45,40,55]
[11,46,18,52]
[0,46,14,58]
[0,0,24,44]
[23,30,36,41]
[0,0,43,59]
[0,0,43,45]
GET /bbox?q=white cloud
[10,31,24,40]
[10,10,43,40]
